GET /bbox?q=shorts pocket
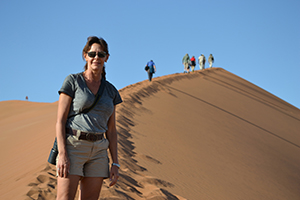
[95,138,109,150]
[66,134,83,150]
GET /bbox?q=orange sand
[1,68,299,199]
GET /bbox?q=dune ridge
[1,68,299,199]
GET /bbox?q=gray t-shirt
[59,72,122,133]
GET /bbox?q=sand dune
[1,68,299,199]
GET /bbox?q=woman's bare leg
[57,175,81,200]
[79,177,104,200]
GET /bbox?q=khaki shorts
[57,134,110,178]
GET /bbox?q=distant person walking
[198,54,206,70]
[145,60,156,81]
[182,53,190,73]
[190,56,196,72]
[208,54,214,68]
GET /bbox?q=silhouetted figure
[208,54,214,68]
[145,60,156,81]
[26,96,28,101]
[198,54,206,70]
[182,54,190,73]
[190,56,196,72]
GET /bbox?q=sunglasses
[87,51,107,58]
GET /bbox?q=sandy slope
[0,101,58,199]
[0,68,299,200]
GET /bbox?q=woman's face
[84,43,109,73]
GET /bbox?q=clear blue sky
[1,0,299,109]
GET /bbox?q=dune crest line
[1,68,299,199]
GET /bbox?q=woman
[56,36,122,200]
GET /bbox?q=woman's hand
[109,165,119,186]
[57,153,70,178]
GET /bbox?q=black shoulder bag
[47,79,106,165]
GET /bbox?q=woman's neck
[83,70,102,83]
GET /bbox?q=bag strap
[68,78,106,119]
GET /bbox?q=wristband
[112,163,120,168]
